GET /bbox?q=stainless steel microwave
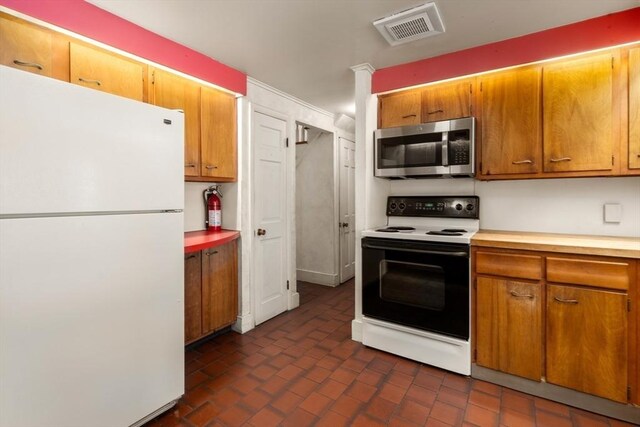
[374,117,475,178]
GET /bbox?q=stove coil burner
[427,228,467,236]
[375,226,416,233]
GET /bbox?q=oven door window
[380,260,445,311]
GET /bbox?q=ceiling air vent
[374,2,445,46]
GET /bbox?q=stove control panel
[387,196,479,218]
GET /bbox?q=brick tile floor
[145,280,636,427]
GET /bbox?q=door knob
[341,222,349,228]
[257,228,266,236]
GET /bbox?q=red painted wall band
[0,0,247,95]
[373,7,640,94]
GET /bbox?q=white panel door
[253,111,288,325]
[0,212,184,427]
[0,65,183,215]
[339,137,356,282]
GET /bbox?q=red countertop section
[184,230,240,254]
[373,7,640,94]
[0,0,247,95]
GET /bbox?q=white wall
[184,182,239,232]
[295,130,337,285]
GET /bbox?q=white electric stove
[361,196,479,375]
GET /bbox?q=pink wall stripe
[0,0,247,94]
[373,7,640,94]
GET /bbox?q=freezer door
[0,66,183,215]
[0,213,184,427]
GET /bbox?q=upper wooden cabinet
[479,67,541,176]
[546,284,627,403]
[542,52,617,173]
[201,86,237,180]
[422,79,473,123]
[378,90,421,128]
[69,42,145,102]
[629,47,640,170]
[151,69,201,178]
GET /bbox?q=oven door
[361,237,469,340]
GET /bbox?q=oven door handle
[362,243,468,257]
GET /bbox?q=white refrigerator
[0,66,185,427]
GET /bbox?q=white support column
[351,63,389,342]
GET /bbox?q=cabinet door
[0,16,52,77]
[378,90,421,128]
[629,47,640,169]
[421,79,472,123]
[476,277,542,381]
[202,241,238,333]
[152,69,201,177]
[543,53,616,172]
[201,86,237,180]
[546,285,627,402]
[184,252,202,344]
[480,68,541,175]
[70,43,144,101]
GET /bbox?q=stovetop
[362,196,480,244]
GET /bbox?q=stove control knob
[466,204,474,211]
[399,203,406,210]
[389,202,397,211]
[455,203,463,211]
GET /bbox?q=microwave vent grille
[373,2,445,46]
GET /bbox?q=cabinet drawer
[476,251,542,280]
[546,257,629,290]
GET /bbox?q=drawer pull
[427,109,444,115]
[554,296,579,304]
[549,157,571,163]
[401,114,417,119]
[185,254,197,260]
[205,165,218,170]
[184,164,196,168]
[510,291,534,299]
[13,59,43,70]
[512,159,533,165]
[205,250,218,256]
[78,77,102,86]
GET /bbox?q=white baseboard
[296,269,339,286]
[351,318,363,342]
[232,313,255,334]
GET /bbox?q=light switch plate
[604,203,622,223]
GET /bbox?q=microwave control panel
[387,196,479,219]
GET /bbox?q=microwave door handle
[441,132,448,166]
[362,243,468,257]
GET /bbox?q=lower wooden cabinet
[473,247,636,404]
[476,277,542,381]
[184,240,238,344]
[546,284,628,402]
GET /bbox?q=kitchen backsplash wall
[184,182,239,232]
[389,177,640,237]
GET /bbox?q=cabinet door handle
[185,163,196,168]
[13,59,43,70]
[78,77,102,86]
[401,114,417,119]
[510,291,534,299]
[205,165,218,170]
[637,154,640,158]
[185,254,197,260]
[549,157,571,163]
[554,296,579,304]
[205,250,218,256]
[427,109,444,115]
[512,159,533,165]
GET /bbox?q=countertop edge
[184,230,240,254]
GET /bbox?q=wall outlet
[603,203,622,223]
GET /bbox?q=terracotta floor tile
[469,389,501,412]
[366,396,398,421]
[346,380,378,403]
[280,408,317,427]
[388,370,415,389]
[182,386,214,408]
[306,366,332,383]
[317,379,348,400]
[393,359,420,376]
[425,417,451,427]
[472,379,502,397]
[352,413,388,427]
[500,406,536,427]
[419,364,447,379]
[211,387,242,407]
[571,410,613,427]
[536,409,574,427]
[396,399,431,425]
[290,377,320,398]
[239,389,271,412]
[267,353,295,369]
[258,344,283,357]
[341,357,368,373]
[317,355,343,370]
[378,382,408,404]
[405,384,438,407]
[414,371,444,391]
[314,410,350,427]
[368,357,396,374]
[330,366,358,385]
[270,390,304,414]
[184,402,221,427]
[430,401,464,426]
[357,368,384,386]
[331,394,363,418]
[534,396,571,417]
[247,406,283,427]
[242,352,267,368]
[501,390,534,416]
[465,403,498,426]
[200,360,229,378]
[276,364,303,381]
[389,416,422,427]
[299,391,332,416]
[258,375,288,396]
[436,385,469,409]
[185,370,209,390]
[443,373,472,393]
[250,364,277,381]
[293,355,318,370]
[230,375,260,395]
[216,404,252,427]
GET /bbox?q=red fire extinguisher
[203,185,222,231]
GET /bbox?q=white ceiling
[89,0,639,117]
